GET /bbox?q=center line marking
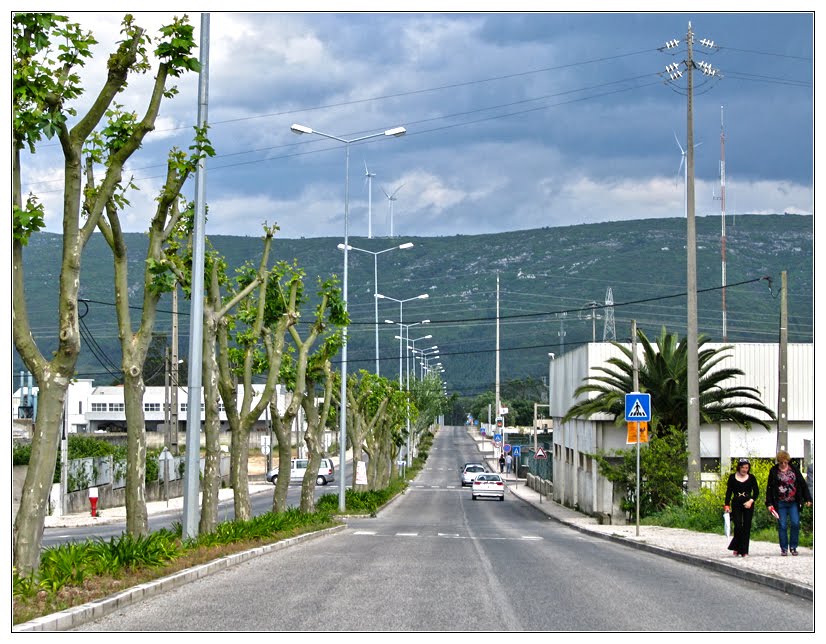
[396,532,418,537]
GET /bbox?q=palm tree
[562,327,775,435]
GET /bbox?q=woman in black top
[724,458,759,557]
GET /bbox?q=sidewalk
[471,431,813,600]
[43,482,275,529]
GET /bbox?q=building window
[91,403,107,412]
[78,401,83,414]
[109,402,124,412]
[144,402,161,412]
[217,402,224,412]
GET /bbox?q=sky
[12,5,815,240]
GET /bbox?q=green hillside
[14,214,813,398]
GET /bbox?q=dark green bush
[13,442,31,466]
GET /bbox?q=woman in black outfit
[724,458,759,557]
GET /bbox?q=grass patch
[13,511,339,626]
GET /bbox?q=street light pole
[385,315,430,465]
[339,242,413,376]
[377,293,428,389]
[291,122,406,511]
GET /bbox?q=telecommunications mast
[719,106,728,341]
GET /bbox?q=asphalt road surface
[72,427,814,632]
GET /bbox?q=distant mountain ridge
[15,214,813,397]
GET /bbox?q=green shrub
[12,442,31,466]
[594,426,687,517]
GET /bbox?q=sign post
[534,447,547,502]
[625,391,650,536]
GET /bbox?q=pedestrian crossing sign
[625,392,651,422]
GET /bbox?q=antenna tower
[602,287,616,341]
[719,106,728,341]
[557,312,567,354]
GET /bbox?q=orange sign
[626,421,649,444]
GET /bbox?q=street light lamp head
[548,353,555,359]
[290,123,313,135]
[418,294,429,300]
[398,242,414,250]
[384,126,407,137]
[385,319,396,325]
[337,243,352,251]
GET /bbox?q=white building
[550,342,813,522]
[12,380,300,435]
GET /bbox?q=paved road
[68,426,813,632]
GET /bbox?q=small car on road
[460,463,486,486]
[471,473,505,501]
[267,458,335,486]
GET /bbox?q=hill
[14,214,813,398]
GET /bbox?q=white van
[266,458,335,486]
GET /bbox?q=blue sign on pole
[493,433,502,444]
[511,445,521,459]
[625,393,651,422]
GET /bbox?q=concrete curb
[14,525,346,632]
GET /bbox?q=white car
[266,458,335,486]
[471,473,505,501]
[460,463,486,487]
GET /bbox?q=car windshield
[466,466,484,472]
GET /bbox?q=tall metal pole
[171,286,179,454]
[374,254,380,375]
[338,141,350,512]
[632,320,640,536]
[720,105,728,342]
[495,272,501,422]
[685,21,702,492]
[398,302,403,388]
[182,12,210,539]
[776,271,789,452]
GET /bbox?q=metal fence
[65,452,216,493]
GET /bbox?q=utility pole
[632,320,640,536]
[182,13,210,539]
[776,271,788,452]
[171,286,179,454]
[495,272,501,424]
[663,23,720,492]
[719,106,728,342]
[685,21,702,492]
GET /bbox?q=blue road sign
[493,433,502,443]
[511,446,521,458]
[625,392,651,422]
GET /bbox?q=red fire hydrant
[89,487,99,517]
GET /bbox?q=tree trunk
[122,369,149,535]
[271,406,292,513]
[199,316,221,534]
[230,416,252,521]
[12,377,67,575]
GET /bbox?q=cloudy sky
[16,6,814,240]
